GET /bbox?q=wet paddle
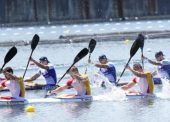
[116,36,140,86]
[137,34,145,69]
[85,39,97,73]
[23,34,39,78]
[0,46,17,71]
[57,48,89,84]
[44,48,89,98]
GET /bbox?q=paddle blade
[74,48,89,63]
[137,34,145,49]
[31,34,39,51]
[4,46,17,65]
[88,39,96,53]
[130,35,142,57]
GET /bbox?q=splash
[90,73,126,101]
[156,78,170,99]
[93,86,126,101]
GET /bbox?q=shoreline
[0,30,170,47]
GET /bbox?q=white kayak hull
[0,94,155,106]
[0,96,92,106]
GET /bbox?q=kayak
[0,95,92,106]
[125,94,155,99]
[1,84,60,91]
[0,93,156,106]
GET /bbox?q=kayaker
[0,67,25,100]
[24,56,57,90]
[121,63,154,95]
[48,66,91,97]
[143,51,170,81]
[89,54,117,85]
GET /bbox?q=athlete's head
[69,66,79,77]
[98,54,108,64]
[3,67,13,80]
[39,56,49,64]
[155,51,164,61]
[133,63,143,71]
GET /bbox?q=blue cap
[39,56,49,62]
[155,51,164,58]
[99,55,107,60]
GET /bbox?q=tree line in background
[0,0,170,25]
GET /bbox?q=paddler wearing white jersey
[49,66,91,97]
[24,56,57,87]
[121,63,154,95]
[0,67,25,100]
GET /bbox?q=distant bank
[0,0,170,26]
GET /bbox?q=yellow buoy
[124,39,130,44]
[25,105,35,112]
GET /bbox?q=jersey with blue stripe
[99,62,117,83]
[38,63,57,85]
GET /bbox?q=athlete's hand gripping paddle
[116,35,141,86]
[85,39,96,74]
[44,48,89,98]
[23,34,39,78]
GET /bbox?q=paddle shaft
[57,63,75,84]
[23,51,33,79]
[1,63,6,70]
[85,53,92,74]
[141,49,144,69]
[116,57,132,85]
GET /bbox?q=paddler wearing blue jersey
[24,56,57,88]
[143,51,170,81]
[89,54,117,85]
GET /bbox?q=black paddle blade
[88,39,96,53]
[74,48,89,63]
[31,34,39,51]
[137,34,145,49]
[130,36,141,57]
[57,48,89,84]
[4,46,17,65]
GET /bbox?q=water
[0,19,170,42]
[0,38,170,122]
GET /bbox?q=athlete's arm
[51,84,68,94]
[30,57,49,70]
[127,66,146,78]
[95,63,109,68]
[121,80,136,90]
[24,73,40,82]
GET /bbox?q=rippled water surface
[0,38,170,122]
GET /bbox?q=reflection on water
[0,105,25,120]
[59,102,92,118]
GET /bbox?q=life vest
[18,77,25,97]
[145,72,154,94]
[81,74,91,95]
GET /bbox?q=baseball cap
[155,51,164,58]
[99,54,107,60]
[39,56,49,63]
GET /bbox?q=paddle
[85,39,97,73]
[44,48,89,98]
[23,34,39,78]
[137,34,145,69]
[116,36,140,86]
[57,48,89,84]
[0,46,17,71]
